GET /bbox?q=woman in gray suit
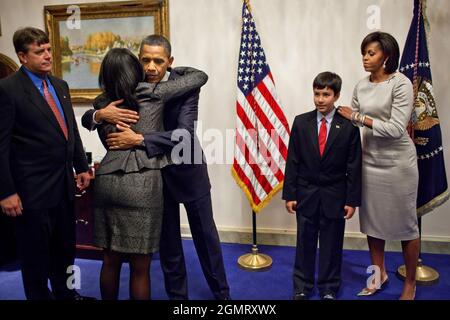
[338,32,419,300]
[92,48,207,300]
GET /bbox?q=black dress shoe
[293,292,310,300]
[320,292,336,300]
[218,296,232,300]
[73,293,97,301]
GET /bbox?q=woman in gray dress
[338,32,419,300]
[92,48,207,300]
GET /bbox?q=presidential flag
[400,0,449,216]
[232,0,290,213]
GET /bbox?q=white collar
[317,107,336,123]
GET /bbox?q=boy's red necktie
[318,117,327,157]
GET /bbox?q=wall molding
[180,225,450,254]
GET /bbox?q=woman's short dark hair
[99,48,145,111]
[313,71,342,95]
[361,31,400,74]
[13,27,49,54]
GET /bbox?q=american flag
[400,0,448,216]
[232,1,290,213]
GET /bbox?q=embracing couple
[82,35,230,300]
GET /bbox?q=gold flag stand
[396,217,439,285]
[397,259,439,285]
[236,0,272,271]
[238,211,272,270]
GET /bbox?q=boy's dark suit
[283,109,362,297]
[0,68,89,299]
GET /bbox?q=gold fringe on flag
[231,167,284,213]
[244,0,252,12]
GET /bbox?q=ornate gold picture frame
[44,0,169,103]
[0,53,19,79]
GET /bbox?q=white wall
[1,0,449,239]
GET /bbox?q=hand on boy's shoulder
[336,105,353,120]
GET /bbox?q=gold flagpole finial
[244,0,252,12]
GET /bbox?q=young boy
[282,72,362,300]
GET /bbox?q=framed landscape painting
[44,0,169,103]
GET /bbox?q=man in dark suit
[282,72,362,300]
[81,35,230,300]
[0,27,91,300]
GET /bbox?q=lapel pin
[336,125,341,129]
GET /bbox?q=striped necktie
[42,79,68,140]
